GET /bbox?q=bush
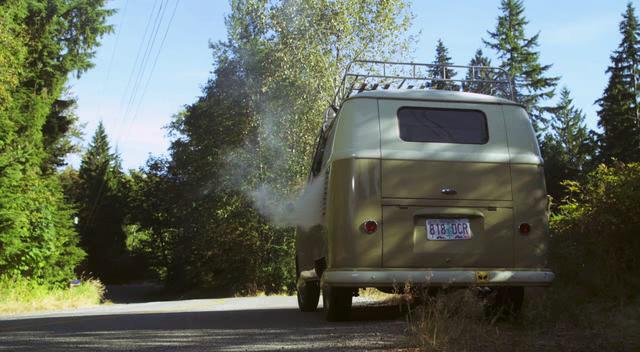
[0,173,85,285]
[550,162,640,298]
[0,276,104,315]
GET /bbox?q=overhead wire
[119,0,168,132]
[84,0,139,227]
[130,0,181,126]
[117,1,159,116]
[116,0,164,139]
[86,0,175,226]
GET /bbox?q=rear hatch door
[379,99,514,268]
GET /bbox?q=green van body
[295,89,554,318]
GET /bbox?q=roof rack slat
[331,60,515,110]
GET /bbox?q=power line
[120,0,168,127]
[130,0,180,125]
[86,1,169,226]
[117,0,160,127]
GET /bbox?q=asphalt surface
[0,295,410,351]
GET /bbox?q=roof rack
[330,60,515,112]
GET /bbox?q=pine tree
[483,0,559,132]
[595,2,640,163]
[541,87,593,199]
[41,97,82,175]
[463,49,495,94]
[0,1,112,284]
[429,39,459,91]
[78,122,127,282]
[550,88,592,169]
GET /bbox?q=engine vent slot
[321,168,329,216]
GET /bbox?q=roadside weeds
[405,287,640,352]
[0,277,104,315]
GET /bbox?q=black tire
[483,286,524,320]
[323,285,353,321]
[297,279,320,312]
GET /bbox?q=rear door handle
[441,188,457,195]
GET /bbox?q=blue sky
[67,0,635,170]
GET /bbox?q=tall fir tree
[0,1,112,284]
[429,39,459,91]
[41,97,82,175]
[483,0,559,132]
[78,122,127,282]
[463,49,495,95]
[541,87,593,200]
[595,2,640,163]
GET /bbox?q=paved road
[0,296,411,351]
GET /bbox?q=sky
[67,0,636,170]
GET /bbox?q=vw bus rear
[295,61,555,321]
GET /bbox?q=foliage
[0,275,103,315]
[130,0,414,294]
[429,39,459,91]
[541,87,594,200]
[550,162,640,297]
[0,0,112,285]
[41,96,84,175]
[483,0,559,132]
[462,49,495,95]
[125,158,178,280]
[77,122,128,283]
[595,2,640,163]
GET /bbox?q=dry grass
[0,277,104,315]
[359,287,401,299]
[242,290,291,297]
[406,286,640,352]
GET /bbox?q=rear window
[397,107,488,144]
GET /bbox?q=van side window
[310,122,337,178]
[321,125,335,166]
[397,107,489,144]
[310,129,326,177]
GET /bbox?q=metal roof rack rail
[330,60,515,112]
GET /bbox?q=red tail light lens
[363,220,378,234]
[519,223,531,235]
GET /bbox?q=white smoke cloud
[248,172,325,229]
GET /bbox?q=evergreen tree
[463,49,495,94]
[483,0,559,132]
[429,39,459,91]
[0,1,112,284]
[541,87,594,200]
[78,122,127,282]
[41,97,82,175]
[595,2,640,163]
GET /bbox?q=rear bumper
[321,269,555,287]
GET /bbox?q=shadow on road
[103,282,166,304]
[0,302,409,351]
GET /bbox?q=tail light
[519,223,531,235]
[363,220,378,234]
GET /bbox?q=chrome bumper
[321,269,555,287]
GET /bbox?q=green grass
[0,276,104,315]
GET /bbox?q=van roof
[346,89,520,106]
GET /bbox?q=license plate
[426,218,472,240]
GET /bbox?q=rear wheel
[483,286,524,319]
[297,279,320,312]
[323,285,353,321]
[295,256,320,312]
